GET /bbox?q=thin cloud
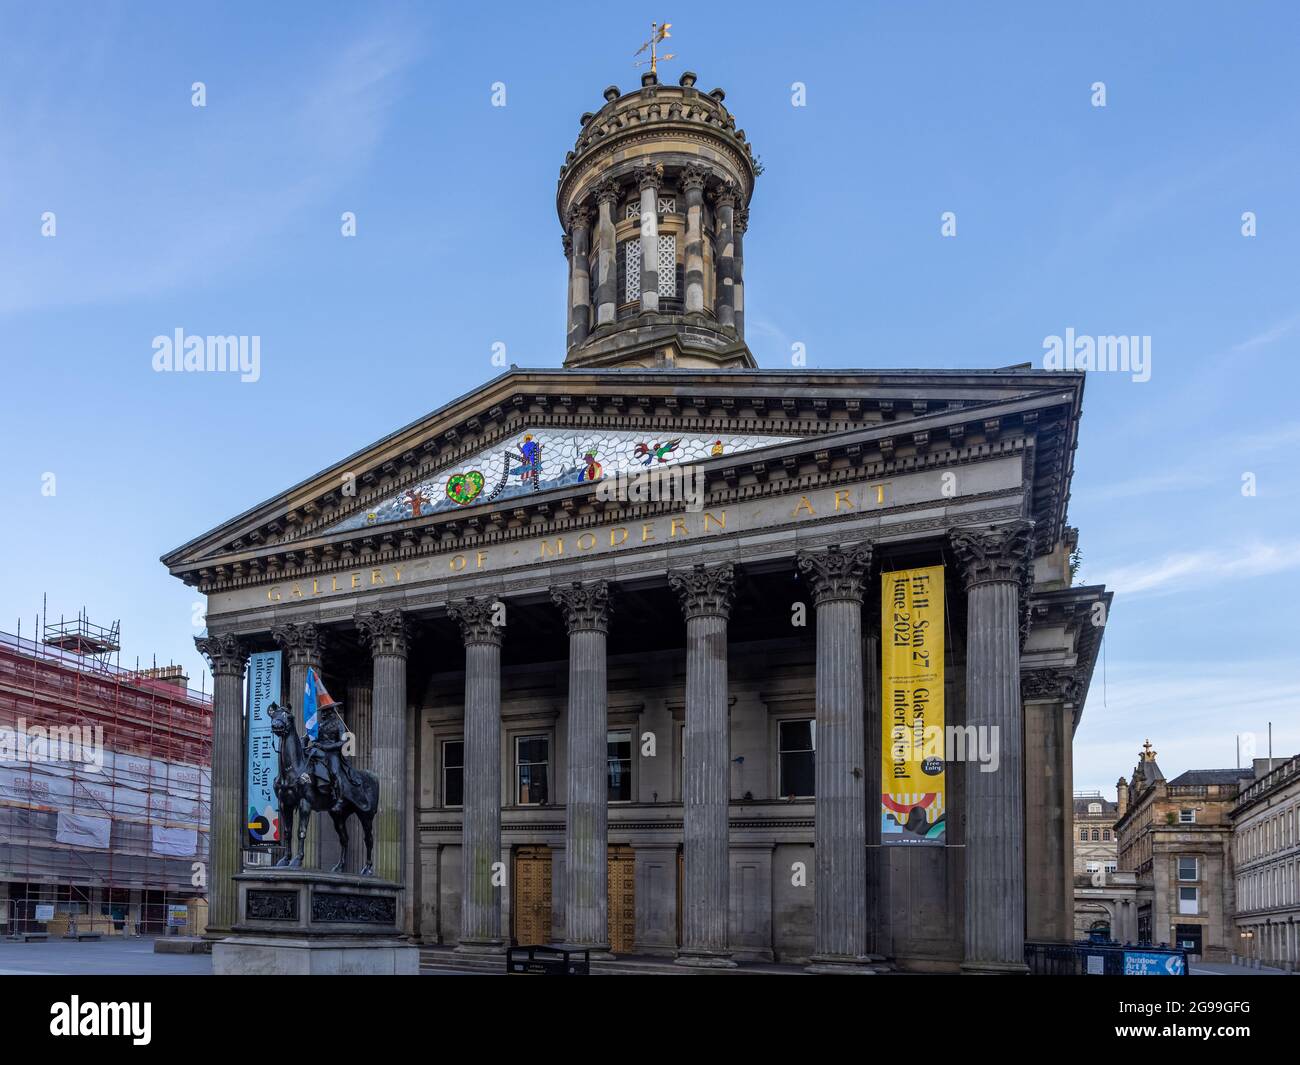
[1094,542,1300,597]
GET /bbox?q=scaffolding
[0,617,212,938]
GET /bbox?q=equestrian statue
[269,701,380,875]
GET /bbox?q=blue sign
[1123,950,1186,976]
[245,651,283,845]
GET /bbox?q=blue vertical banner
[245,651,283,846]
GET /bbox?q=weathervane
[634,21,674,75]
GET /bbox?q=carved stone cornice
[795,542,873,606]
[271,621,327,666]
[448,596,504,647]
[949,521,1034,590]
[1020,667,1081,705]
[550,579,613,635]
[356,609,411,658]
[669,562,736,620]
[635,162,665,192]
[194,632,249,678]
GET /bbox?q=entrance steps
[419,945,892,975]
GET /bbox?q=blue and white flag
[302,666,337,741]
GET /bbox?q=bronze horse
[269,703,379,875]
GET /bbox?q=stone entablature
[163,373,1082,600]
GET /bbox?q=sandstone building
[165,69,1110,972]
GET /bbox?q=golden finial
[634,21,674,75]
[1141,738,1157,762]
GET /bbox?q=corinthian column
[271,621,327,866]
[681,165,708,314]
[356,610,410,883]
[733,206,748,339]
[711,181,738,329]
[566,204,592,349]
[448,596,505,953]
[636,162,664,313]
[550,580,613,954]
[669,562,737,967]
[194,632,249,938]
[795,542,875,972]
[950,521,1034,974]
[594,179,619,326]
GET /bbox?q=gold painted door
[607,845,636,954]
[513,846,552,946]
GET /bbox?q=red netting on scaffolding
[0,626,212,938]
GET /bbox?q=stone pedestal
[214,871,417,975]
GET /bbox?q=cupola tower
[557,70,759,369]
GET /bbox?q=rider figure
[304,706,351,814]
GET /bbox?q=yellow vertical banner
[881,565,946,846]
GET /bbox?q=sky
[1,1,1297,793]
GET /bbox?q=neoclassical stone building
[166,69,1110,972]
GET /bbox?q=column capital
[550,580,613,634]
[565,202,592,231]
[271,620,327,666]
[680,164,709,193]
[949,521,1034,590]
[669,562,737,620]
[448,596,504,647]
[734,206,749,236]
[795,542,873,606]
[561,232,573,258]
[194,632,249,677]
[595,177,621,206]
[635,161,665,191]
[1020,667,1081,705]
[357,609,411,658]
[710,179,739,209]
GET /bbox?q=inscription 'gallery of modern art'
[166,66,1110,973]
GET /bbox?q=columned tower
[557,70,759,369]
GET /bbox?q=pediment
[163,365,1087,590]
[323,427,800,533]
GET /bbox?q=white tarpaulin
[151,825,197,857]
[55,811,111,849]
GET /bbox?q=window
[778,719,815,798]
[623,238,641,302]
[1178,886,1198,915]
[1080,829,1088,841]
[1086,861,1100,873]
[1178,856,1198,881]
[442,740,464,807]
[1179,808,1196,823]
[1104,862,1117,873]
[1091,829,1100,841]
[1103,829,1111,841]
[1088,802,1102,815]
[621,236,677,302]
[515,735,550,805]
[607,729,632,803]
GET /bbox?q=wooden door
[513,846,552,946]
[607,845,636,954]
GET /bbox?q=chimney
[1116,776,1129,817]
